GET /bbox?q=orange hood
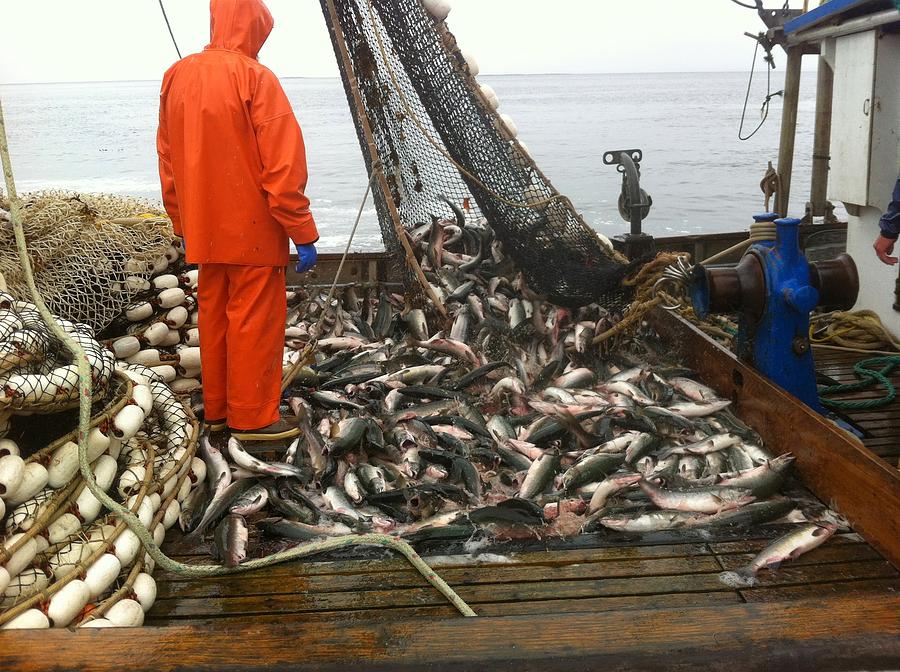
[207,0,273,60]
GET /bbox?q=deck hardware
[689,217,859,414]
[604,149,655,260]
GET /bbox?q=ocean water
[0,72,822,252]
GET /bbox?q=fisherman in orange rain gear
[157,0,318,441]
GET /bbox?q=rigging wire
[158,0,182,59]
[737,36,783,141]
[728,0,763,9]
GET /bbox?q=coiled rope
[819,356,900,411]
[0,95,476,617]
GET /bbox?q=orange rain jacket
[157,0,318,267]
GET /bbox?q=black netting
[320,0,632,309]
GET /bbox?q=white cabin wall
[845,207,900,336]
[826,30,900,337]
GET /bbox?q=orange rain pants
[198,264,286,430]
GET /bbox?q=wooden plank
[147,591,742,628]
[742,577,900,603]
[648,309,900,569]
[155,555,723,600]
[4,595,898,671]
[149,573,733,619]
[155,542,714,582]
[149,559,897,620]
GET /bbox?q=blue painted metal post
[749,217,826,413]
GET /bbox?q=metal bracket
[605,149,655,260]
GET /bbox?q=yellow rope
[810,310,900,352]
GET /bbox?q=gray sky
[0,1,805,84]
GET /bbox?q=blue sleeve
[879,177,900,240]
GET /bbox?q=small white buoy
[126,348,163,367]
[112,405,145,442]
[111,335,141,359]
[479,83,500,110]
[171,378,201,394]
[514,139,533,161]
[5,463,49,506]
[73,455,118,523]
[47,579,91,627]
[0,454,25,501]
[47,512,83,544]
[461,50,479,76]
[113,529,141,566]
[0,439,20,457]
[0,567,8,595]
[83,553,122,599]
[131,384,154,415]
[177,346,201,371]
[124,276,151,293]
[162,499,180,529]
[189,457,207,486]
[125,302,154,322]
[86,428,111,461]
[48,441,79,489]
[176,477,192,503]
[423,0,451,22]
[183,327,200,347]
[497,113,518,140]
[180,269,199,288]
[105,598,145,627]
[80,618,117,628]
[1,608,49,630]
[132,573,157,612]
[157,287,186,310]
[1,568,48,608]
[142,322,170,347]
[164,306,189,329]
[152,522,165,547]
[155,365,178,383]
[151,255,169,275]
[164,245,180,263]
[159,329,182,347]
[118,466,148,499]
[152,274,179,291]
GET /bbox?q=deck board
[814,346,900,467]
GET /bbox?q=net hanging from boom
[320,0,632,309]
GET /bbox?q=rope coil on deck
[0,95,476,619]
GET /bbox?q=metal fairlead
[604,149,655,260]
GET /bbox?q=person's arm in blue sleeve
[874,177,900,265]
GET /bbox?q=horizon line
[0,69,770,86]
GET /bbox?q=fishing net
[320,0,633,309]
[0,190,174,333]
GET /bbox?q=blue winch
[689,215,859,413]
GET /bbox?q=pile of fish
[183,199,841,586]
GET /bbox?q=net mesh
[0,190,174,333]
[320,0,632,309]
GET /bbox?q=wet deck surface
[815,346,900,469]
[149,527,899,627]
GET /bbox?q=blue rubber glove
[294,243,318,274]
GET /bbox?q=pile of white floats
[422,0,531,160]
[0,292,200,629]
[105,239,204,396]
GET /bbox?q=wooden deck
[146,528,899,629]
[3,310,899,671]
[815,346,900,469]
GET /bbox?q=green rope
[819,356,900,411]
[0,95,477,618]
